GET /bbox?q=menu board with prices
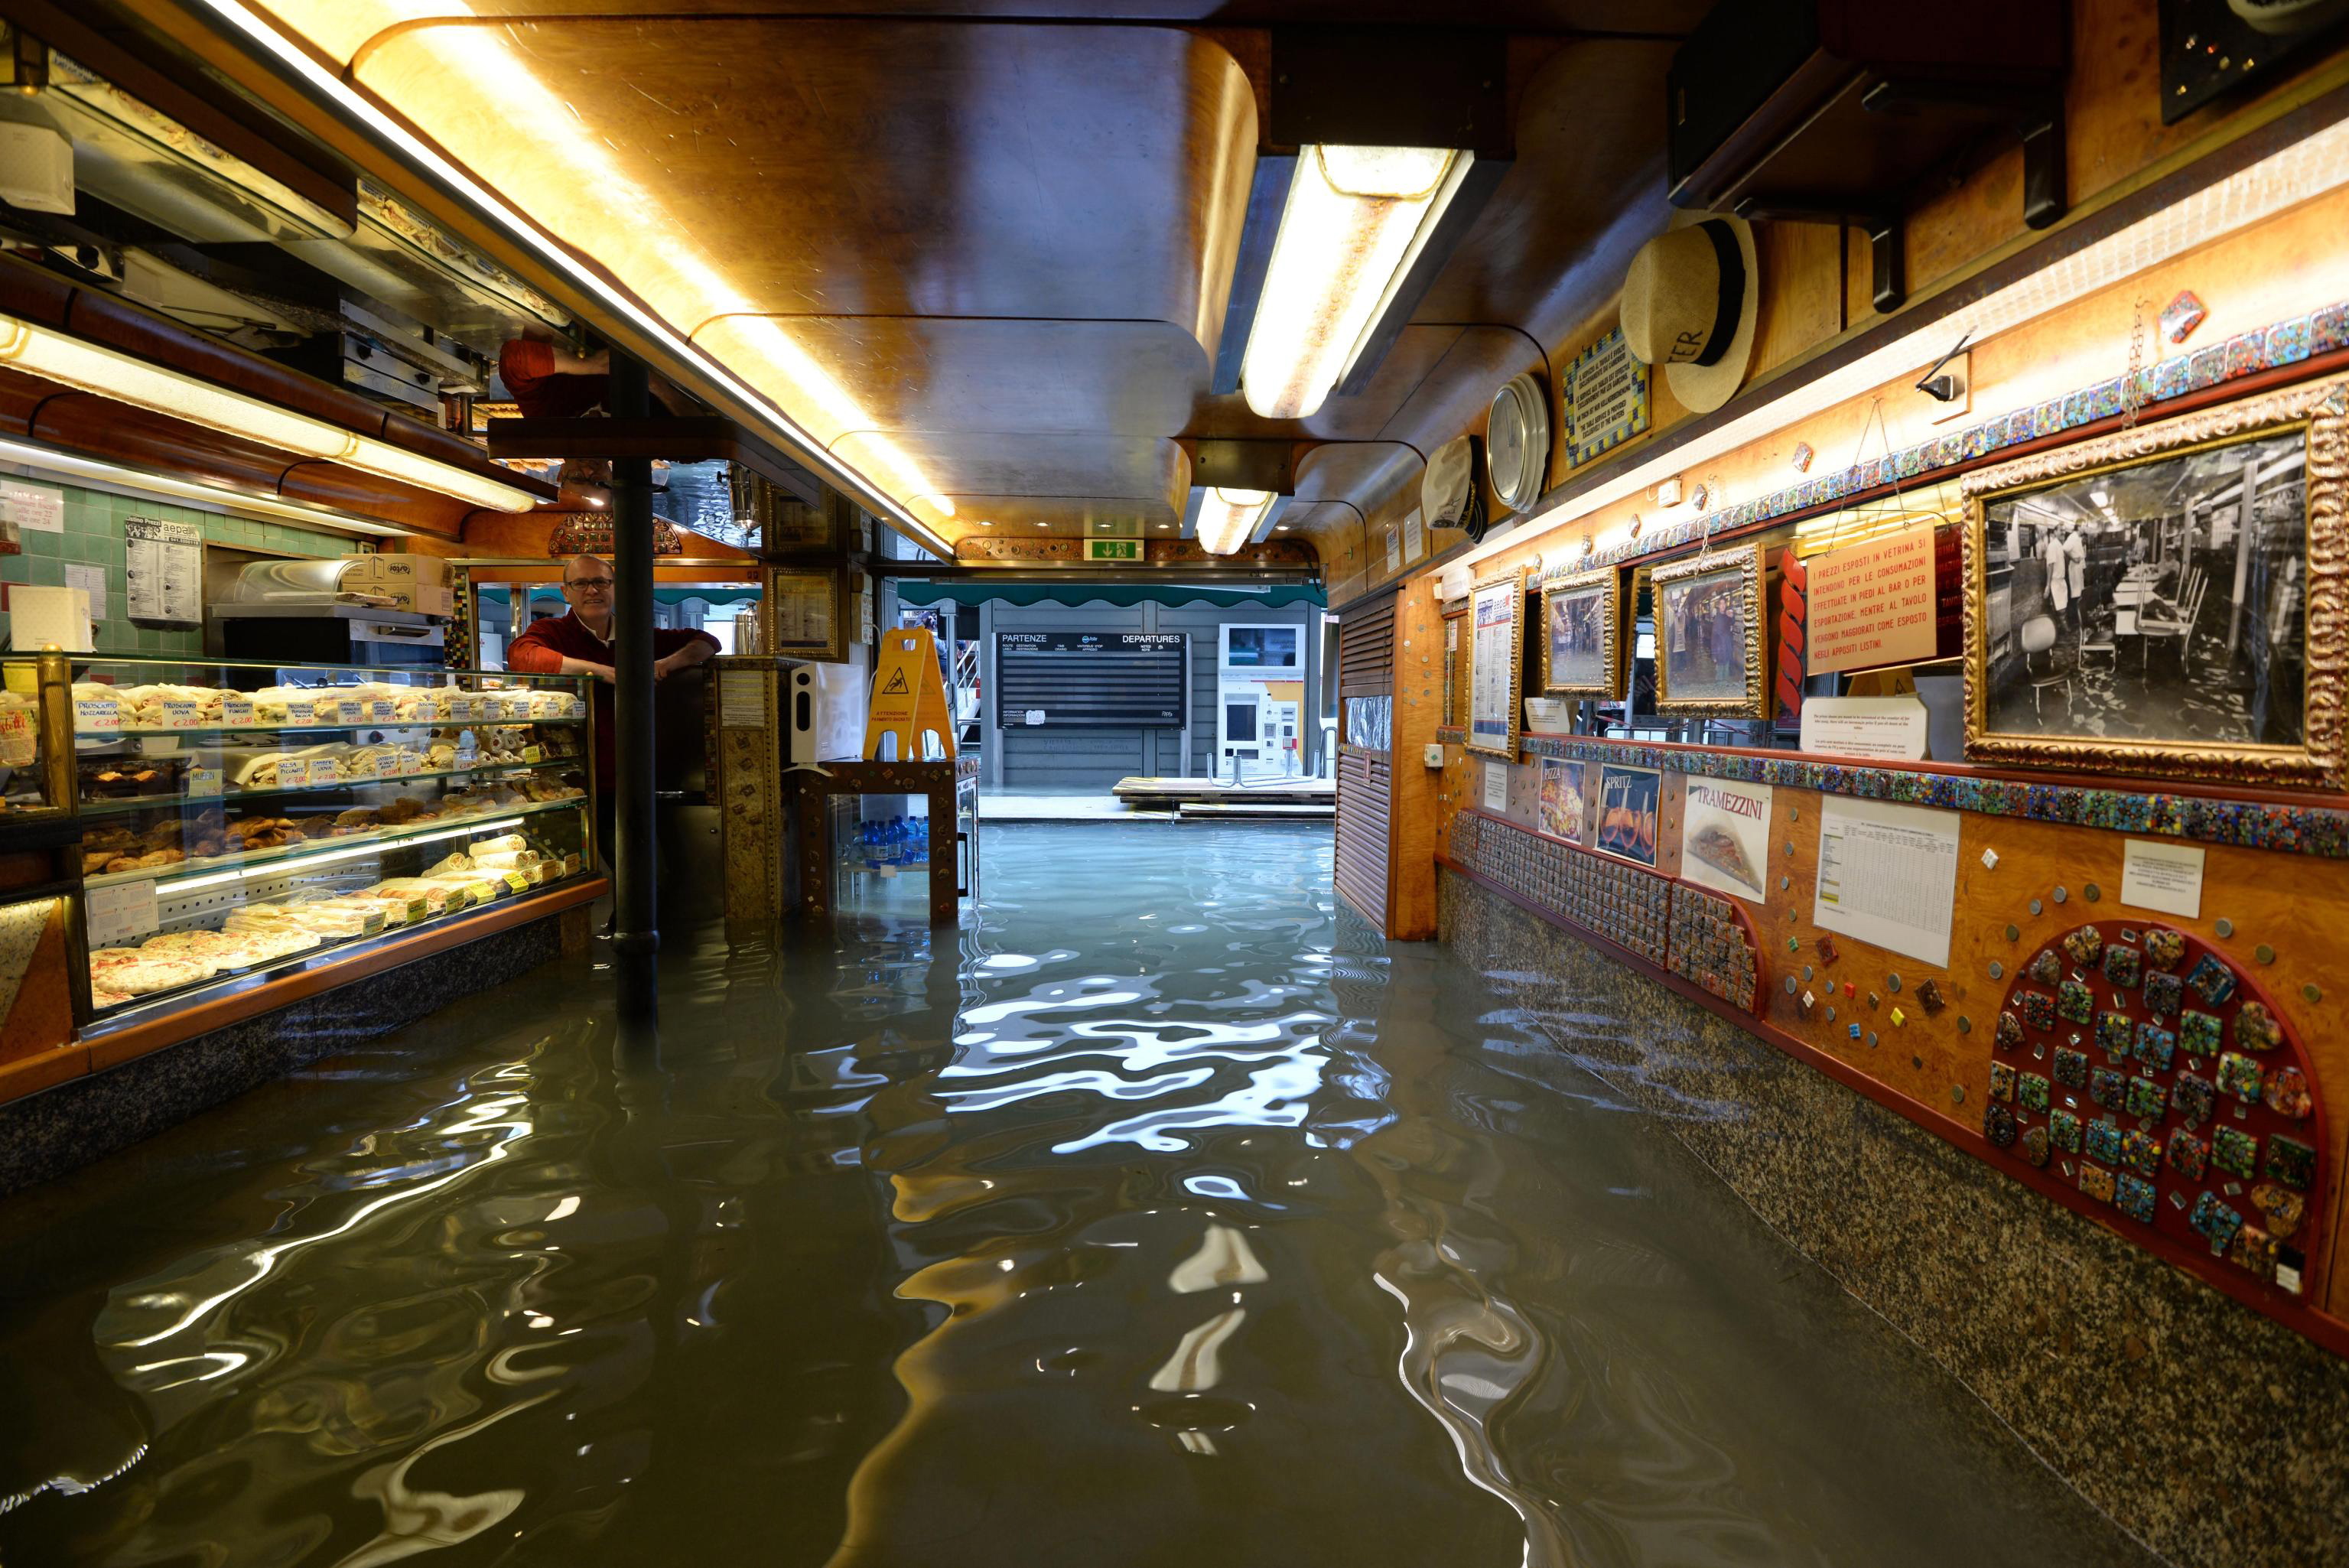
[123,518,204,628]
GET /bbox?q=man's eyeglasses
[564,577,616,594]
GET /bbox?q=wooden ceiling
[255,3,1706,564]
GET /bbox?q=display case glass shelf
[68,658,597,1023]
[0,654,68,825]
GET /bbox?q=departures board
[994,631,1189,730]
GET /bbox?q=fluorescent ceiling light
[204,1,955,554]
[1197,487,1276,555]
[1240,145,1469,420]
[0,435,410,535]
[0,313,537,510]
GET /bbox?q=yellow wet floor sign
[865,626,956,760]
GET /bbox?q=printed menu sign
[1812,796,1960,968]
[1806,528,1937,674]
[1680,778,1773,904]
[124,517,203,627]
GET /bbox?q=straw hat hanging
[1619,213,1758,415]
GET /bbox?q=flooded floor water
[0,823,2158,1567]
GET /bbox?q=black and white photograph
[1975,428,2308,750]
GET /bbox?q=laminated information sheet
[1812,795,1960,968]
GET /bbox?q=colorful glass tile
[1915,978,1944,1014]
[2172,1073,2216,1128]
[2086,1117,2126,1165]
[2090,1066,2129,1111]
[2077,1163,2117,1204]
[2116,1173,2158,1224]
[1996,1010,2025,1049]
[1983,1101,2018,1148]
[2228,1223,2279,1280]
[2263,1064,2312,1121]
[2251,1182,2306,1240]
[1989,1062,2017,1103]
[2179,1010,2222,1054]
[2022,1124,2051,1168]
[2190,1191,2243,1250]
[2058,981,2094,1026]
[2216,1052,2263,1102]
[2186,954,2237,1006]
[2124,1075,2167,1122]
[2159,290,2207,344]
[2142,971,2182,1019]
[2234,1000,2284,1052]
[2062,926,2104,967]
[2019,1072,2051,1114]
[2022,990,2059,1031]
[2053,1046,2088,1088]
[2049,1108,2083,1153]
[2142,929,2185,971]
[2168,1130,2207,1181]
[2101,946,2142,988]
[2266,1135,2316,1192]
[2096,1011,2133,1053]
[2213,1125,2260,1179]
[2119,1127,2162,1179]
[2133,1023,2175,1073]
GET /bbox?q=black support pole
[609,353,659,1017]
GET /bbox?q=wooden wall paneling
[1388,579,1445,939]
[1334,594,1397,931]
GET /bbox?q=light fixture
[1196,487,1277,555]
[2090,488,2111,506]
[196,2,955,555]
[0,435,411,535]
[1239,145,1471,420]
[0,313,539,510]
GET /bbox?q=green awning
[897,580,1325,611]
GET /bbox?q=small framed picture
[1466,569,1526,759]
[1539,568,1624,698]
[1538,756,1586,844]
[1593,762,1662,867]
[1639,544,1768,717]
[1960,377,2347,789]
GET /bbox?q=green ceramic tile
[26,557,61,587]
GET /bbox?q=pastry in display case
[67,659,596,1022]
[0,654,68,820]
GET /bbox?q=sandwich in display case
[66,658,595,1028]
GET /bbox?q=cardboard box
[340,555,456,617]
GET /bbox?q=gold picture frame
[1539,568,1625,698]
[1960,376,2346,789]
[1466,568,1526,759]
[1638,544,1767,717]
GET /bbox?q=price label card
[87,880,158,946]
[398,753,423,776]
[562,854,583,878]
[502,870,530,895]
[284,699,315,724]
[74,698,121,733]
[369,699,395,721]
[310,760,340,786]
[448,696,478,721]
[161,699,201,729]
[521,745,545,765]
[220,696,255,726]
[396,896,428,926]
[275,758,311,789]
[186,766,221,799]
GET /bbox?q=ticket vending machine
[1216,623,1303,782]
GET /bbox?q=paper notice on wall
[1402,508,1426,562]
[719,669,766,729]
[64,564,108,624]
[86,879,158,947]
[124,517,203,626]
[2120,838,2205,918]
[0,480,62,533]
[1800,696,1929,761]
[1523,696,1570,732]
[1806,526,1938,673]
[1812,795,1960,968]
[1483,760,1509,812]
[1680,777,1775,904]
[1384,524,1402,576]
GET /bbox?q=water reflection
[0,824,2152,1567]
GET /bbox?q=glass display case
[0,652,70,822]
[67,658,595,1025]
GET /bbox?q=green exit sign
[1083,538,1142,561]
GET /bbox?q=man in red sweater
[506,555,717,865]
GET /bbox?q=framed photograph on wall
[1466,569,1525,759]
[1639,544,1768,717]
[1960,376,2347,789]
[1539,568,1624,698]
